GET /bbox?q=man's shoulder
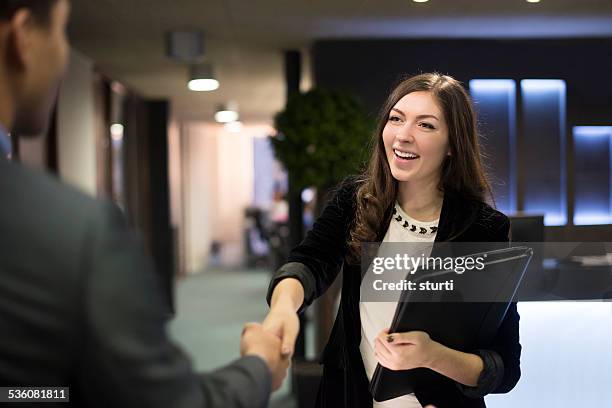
[1,162,117,246]
[0,163,127,323]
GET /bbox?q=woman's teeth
[394,149,419,160]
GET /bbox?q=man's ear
[6,8,35,72]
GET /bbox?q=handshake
[240,306,300,391]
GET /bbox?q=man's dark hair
[0,0,58,24]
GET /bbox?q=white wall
[56,49,96,195]
[181,122,214,274]
[178,122,272,273]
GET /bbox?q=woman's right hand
[263,278,305,358]
[262,307,300,358]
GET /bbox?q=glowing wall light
[520,79,567,226]
[469,79,517,214]
[110,123,124,142]
[573,126,612,225]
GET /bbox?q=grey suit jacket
[0,155,271,408]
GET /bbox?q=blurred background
[10,1,612,407]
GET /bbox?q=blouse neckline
[392,202,439,236]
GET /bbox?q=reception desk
[486,301,612,407]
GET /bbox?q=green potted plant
[272,88,372,198]
[271,88,373,408]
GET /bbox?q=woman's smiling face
[382,91,451,185]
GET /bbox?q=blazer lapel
[435,189,480,243]
[434,189,456,242]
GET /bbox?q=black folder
[369,246,533,402]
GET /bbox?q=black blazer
[267,176,520,408]
[0,156,271,408]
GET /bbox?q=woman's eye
[419,122,435,130]
[388,115,402,123]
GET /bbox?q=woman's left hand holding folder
[373,328,442,371]
[374,328,484,387]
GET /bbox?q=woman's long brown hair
[347,73,494,264]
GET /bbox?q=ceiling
[68,0,612,124]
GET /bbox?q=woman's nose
[396,124,415,143]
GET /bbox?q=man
[0,1,288,407]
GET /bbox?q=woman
[263,73,520,408]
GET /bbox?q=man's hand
[240,322,290,391]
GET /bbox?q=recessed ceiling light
[188,79,219,92]
[215,102,239,123]
[526,0,541,3]
[188,64,219,92]
[215,110,239,123]
[413,0,429,2]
